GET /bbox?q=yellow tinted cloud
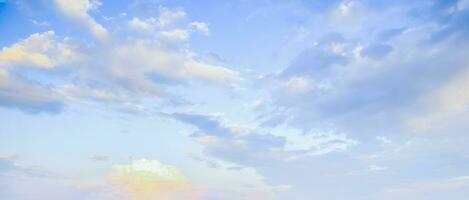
[0,31,78,68]
[110,159,197,200]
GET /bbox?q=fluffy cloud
[127,7,209,42]
[260,0,469,139]
[157,7,186,27]
[73,39,238,101]
[110,159,195,200]
[128,17,156,32]
[0,4,236,113]
[243,1,469,198]
[0,31,79,68]
[54,0,108,39]
[0,31,77,113]
[107,158,279,200]
[59,5,235,107]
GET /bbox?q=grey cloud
[172,112,232,137]
[250,1,469,198]
[0,73,64,114]
[262,3,469,136]
[172,112,288,166]
[172,112,356,171]
[172,113,286,166]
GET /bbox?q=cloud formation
[0,4,237,113]
[0,31,78,68]
[54,0,108,39]
[0,31,76,113]
[172,112,357,167]
[2,0,469,199]
[110,159,195,200]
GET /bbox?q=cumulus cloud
[73,40,239,101]
[64,6,237,107]
[157,7,186,27]
[107,158,280,200]
[0,31,78,113]
[0,4,237,113]
[0,31,79,68]
[54,0,108,39]
[127,8,208,42]
[110,159,194,200]
[128,17,157,32]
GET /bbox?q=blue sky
[1,0,469,199]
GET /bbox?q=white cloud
[57,85,125,102]
[89,40,238,95]
[183,60,239,84]
[189,21,209,35]
[105,158,280,200]
[157,7,186,27]
[128,17,156,32]
[55,0,108,39]
[41,25,237,108]
[129,16,208,39]
[31,20,50,27]
[160,29,190,41]
[272,128,358,158]
[110,159,192,200]
[0,31,81,113]
[0,31,79,68]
